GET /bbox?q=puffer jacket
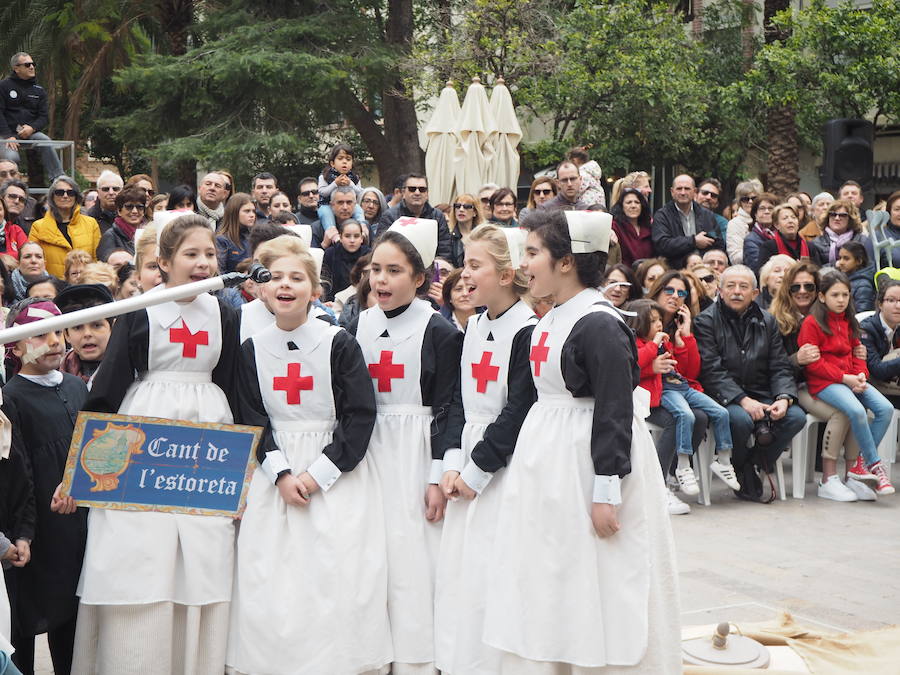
[0,74,49,136]
[28,206,101,278]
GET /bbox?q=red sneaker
[847,456,877,483]
[869,462,896,496]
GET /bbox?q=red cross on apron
[273,362,314,404]
[169,320,209,358]
[530,331,550,377]
[368,350,405,392]
[471,351,500,394]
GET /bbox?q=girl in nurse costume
[347,217,464,675]
[227,235,391,674]
[239,224,322,342]
[434,224,538,675]
[483,210,681,674]
[73,214,242,675]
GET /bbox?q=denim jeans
[318,203,364,232]
[647,405,708,478]
[726,398,807,471]
[661,386,734,455]
[815,383,894,466]
[0,132,64,181]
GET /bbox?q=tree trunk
[764,0,798,195]
[766,105,799,196]
[382,0,424,187]
[157,0,196,187]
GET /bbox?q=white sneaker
[675,466,700,496]
[711,460,741,490]
[817,475,858,502]
[844,476,878,501]
[667,490,691,515]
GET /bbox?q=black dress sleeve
[0,397,36,543]
[236,340,278,466]
[562,311,637,478]
[83,310,146,413]
[471,324,537,473]
[421,314,464,459]
[212,300,243,423]
[323,330,377,472]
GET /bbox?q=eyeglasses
[452,203,474,210]
[145,189,156,197]
[699,189,720,199]
[699,275,716,283]
[361,197,379,205]
[557,176,579,184]
[299,189,319,197]
[882,297,900,305]
[15,62,35,68]
[405,185,428,193]
[495,201,515,207]
[607,281,632,289]
[480,197,491,204]
[662,287,688,298]
[757,204,774,212]
[99,185,121,193]
[122,203,146,212]
[739,195,757,203]
[829,212,850,220]
[0,169,18,179]
[533,188,554,196]
[53,189,76,197]
[4,193,25,203]
[789,282,816,293]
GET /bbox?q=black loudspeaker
[820,118,874,191]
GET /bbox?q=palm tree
[764,0,799,195]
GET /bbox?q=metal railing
[2,138,76,195]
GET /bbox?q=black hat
[54,283,114,314]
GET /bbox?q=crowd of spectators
[1,48,899,521]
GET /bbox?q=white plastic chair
[877,408,900,466]
[786,414,821,499]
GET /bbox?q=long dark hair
[602,263,642,302]
[810,270,859,339]
[521,209,605,287]
[625,298,664,340]
[610,188,650,229]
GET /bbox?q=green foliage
[741,0,900,154]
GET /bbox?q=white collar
[368,298,435,343]
[254,316,331,359]
[19,370,64,387]
[474,300,536,342]
[149,287,217,331]
[880,313,896,342]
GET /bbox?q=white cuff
[460,461,494,495]
[428,459,443,485]
[261,451,291,485]
[592,475,622,505]
[442,448,464,474]
[307,454,341,492]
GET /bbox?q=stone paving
[31,458,900,673]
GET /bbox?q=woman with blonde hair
[517,177,558,221]
[757,254,795,310]
[448,193,486,268]
[809,198,872,266]
[610,170,652,205]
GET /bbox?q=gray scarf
[196,198,224,227]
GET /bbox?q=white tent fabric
[453,76,497,198]
[422,81,462,206]
[487,77,522,191]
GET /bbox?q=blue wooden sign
[61,412,262,517]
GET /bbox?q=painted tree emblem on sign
[80,423,146,492]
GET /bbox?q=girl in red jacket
[798,271,895,498]
[629,299,739,498]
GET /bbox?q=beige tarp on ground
[683,612,900,674]
[487,77,522,192]
[422,82,461,206]
[453,76,497,198]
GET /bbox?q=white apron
[0,564,11,655]
[78,292,235,606]
[239,298,274,343]
[227,320,391,675]
[356,300,440,668]
[435,301,536,675]
[483,290,681,673]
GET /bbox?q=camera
[752,413,775,447]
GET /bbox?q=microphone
[248,262,272,283]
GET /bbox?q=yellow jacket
[29,206,101,278]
